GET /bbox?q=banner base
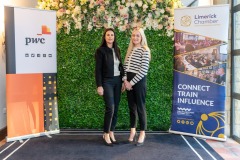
[6,130,60,142]
[169,129,227,142]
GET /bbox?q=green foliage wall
[57,28,174,131]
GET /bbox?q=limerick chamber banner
[5,6,59,142]
[169,4,229,141]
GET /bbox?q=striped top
[123,46,150,86]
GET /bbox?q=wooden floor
[206,138,240,160]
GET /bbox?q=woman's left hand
[124,80,132,91]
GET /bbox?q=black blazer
[95,46,124,87]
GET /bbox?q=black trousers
[103,76,122,133]
[127,72,147,131]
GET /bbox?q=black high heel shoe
[128,132,138,143]
[103,135,113,147]
[110,137,119,145]
[136,135,146,147]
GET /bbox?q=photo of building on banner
[169,5,229,141]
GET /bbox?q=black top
[95,46,124,87]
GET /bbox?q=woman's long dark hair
[99,28,121,61]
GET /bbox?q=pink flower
[96,0,104,5]
[92,16,97,22]
[122,14,129,19]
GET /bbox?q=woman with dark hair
[95,28,124,147]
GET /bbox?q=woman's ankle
[103,133,111,143]
[128,128,136,141]
[109,131,116,141]
[138,131,146,143]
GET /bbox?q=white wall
[0,0,37,131]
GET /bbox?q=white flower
[136,1,142,7]
[59,3,63,8]
[38,2,46,9]
[75,22,82,30]
[73,6,81,15]
[115,17,120,22]
[116,1,121,6]
[57,10,64,18]
[152,20,158,30]
[126,2,130,7]
[130,2,135,7]
[158,24,163,30]
[151,4,156,10]
[155,10,160,18]
[66,10,71,14]
[147,0,152,3]
[104,23,108,28]
[133,16,138,22]
[167,24,174,30]
[148,13,152,18]
[143,4,148,11]
[118,5,128,15]
[166,7,170,12]
[121,0,125,4]
[170,9,174,16]
[52,2,58,7]
[131,22,138,28]
[88,22,93,31]
[160,9,165,14]
[167,30,173,37]
[89,2,95,8]
[64,21,71,34]
[100,5,105,11]
[105,0,110,5]
[119,25,126,31]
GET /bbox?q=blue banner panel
[171,70,226,139]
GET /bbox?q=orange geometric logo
[37,25,51,35]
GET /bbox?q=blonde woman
[123,27,150,146]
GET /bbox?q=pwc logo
[25,25,51,45]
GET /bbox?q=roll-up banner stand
[169,4,229,141]
[4,6,59,142]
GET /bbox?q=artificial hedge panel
[57,28,173,131]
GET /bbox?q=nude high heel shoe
[103,134,113,147]
[136,135,146,147]
[128,132,138,143]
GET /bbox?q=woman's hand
[121,83,126,92]
[97,86,104,96]
[124,80,132,91]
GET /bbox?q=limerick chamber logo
[180,15,191,27]
[37,25,51,35]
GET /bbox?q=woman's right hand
[121,83,126,93]
[97,86,104,96]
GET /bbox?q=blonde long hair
[124,28,151,63]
